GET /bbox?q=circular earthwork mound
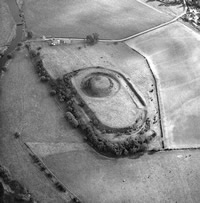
[81,73,119,98]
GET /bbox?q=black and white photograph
[0,0,200,202]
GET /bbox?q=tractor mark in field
[164,76,200,90]
[149,47,169,57]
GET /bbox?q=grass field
[125,22,200,149]
[0,48,74,202]
[32,145,200,203]
[23,0,171,39]
[0,0,16,54]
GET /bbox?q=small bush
[85,33,99,46]
[49,89,57,96]
[40,76,48,82]
[7,54,12,59]
[32,157,40,163]
[86,35,94,45]
[72,197,81,203]
[40,166,46,171]
[29,50,37,59]
[25,44,30,49]
[93,33,99,43]
[45,171,53,178]
[14,132,20,138]
[27,31,33,39]
[123,149,129,156]
[9,180,25,194]
[65,112,79,128]
[0,166,11,183]
[1,66,7,72]
[55,182,66,192]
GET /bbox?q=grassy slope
[125,22,200,148]
[23,0,171,39]
[0,48,73,203]
[0,0,16,53]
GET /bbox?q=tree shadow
[147,149,159,155]
[128,151,145,159]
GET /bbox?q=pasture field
[125,21,200,149]
[0,48,74,202]
[0,0,16,54]
[23,0,171,39]
[30,144,200,203]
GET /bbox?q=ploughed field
[125,21,200,149]
[23,0,172,39]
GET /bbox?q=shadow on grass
[128,150,160,160]
[128,152,145,159]
[147,149,159,155]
